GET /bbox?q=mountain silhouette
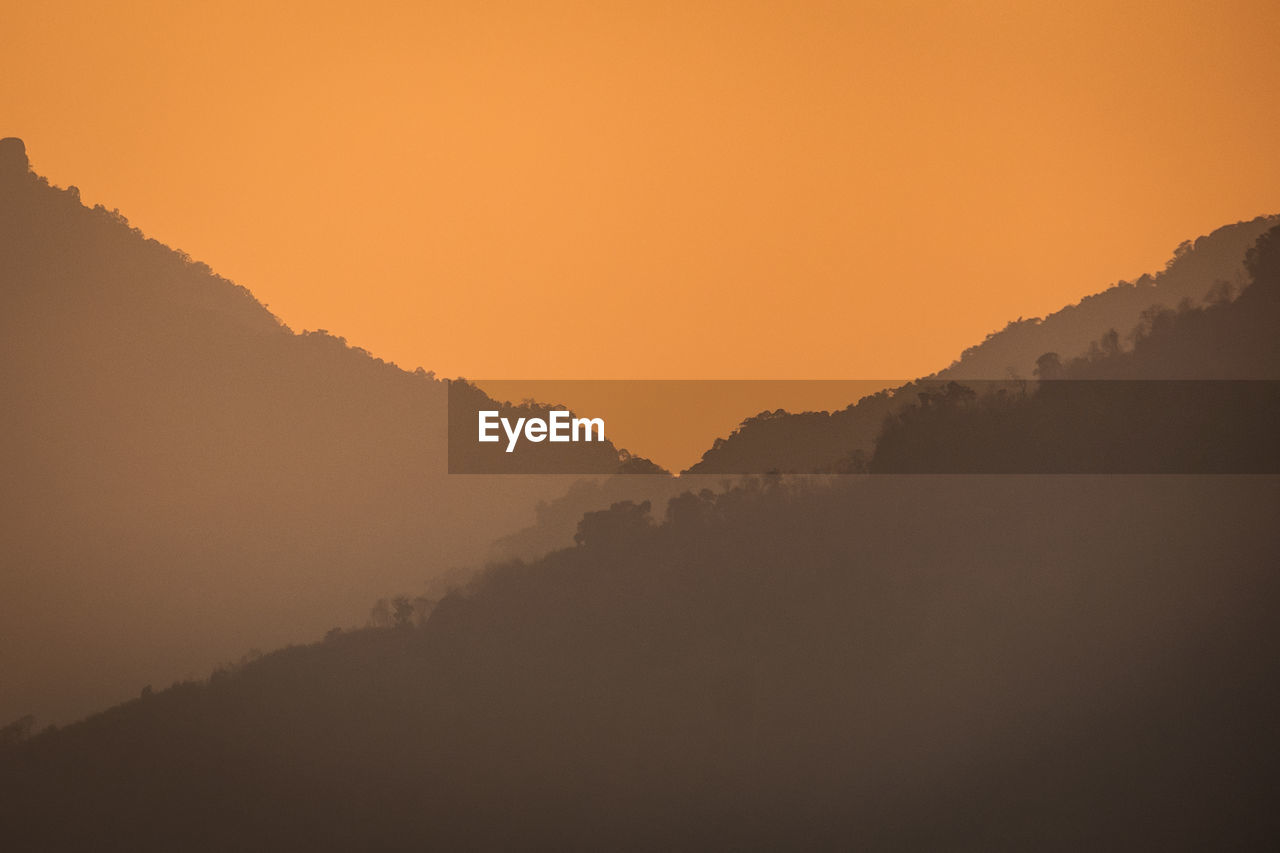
[686,215,1278,475]
[0,140,630,725]
[4,439,1277,846]
[868,226,1280,473]
[934,215,1277,380]
[3,150,1278,847]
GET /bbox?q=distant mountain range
[686,214,1277,475]
[0,139,628,725]
[1,132,1275,731]
[934,215,1277,380]
[4,213,1277,850]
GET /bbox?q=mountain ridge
[0,140,625,725]
[684,213,1277,475]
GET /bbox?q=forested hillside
[3,225,1277,851]
[870,226,1280,472]
[0,140,626,725]
[687,216,1277,475]
[935,215,1277,380]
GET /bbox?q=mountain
[3,472,1276,849]
[869,225,1280,473]
[934,215,1278,380]
[0,139,628,726]
[685,214,1278,475]
[4,219,1277,850]
[464,217,1280,557]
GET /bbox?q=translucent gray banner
[447,379,1280,475]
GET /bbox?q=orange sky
[5,1,1279,380]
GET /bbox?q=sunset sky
[6,0,1278,380]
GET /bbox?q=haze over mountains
[495,214,1278,554]
[0,139,629,725]
[686,214,1277,475]
[1,133,1276,733]
[3,182,1277,849]
[935,216,1276,380]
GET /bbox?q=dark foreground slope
[2,475,1277,850]
[0,140,625,725]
